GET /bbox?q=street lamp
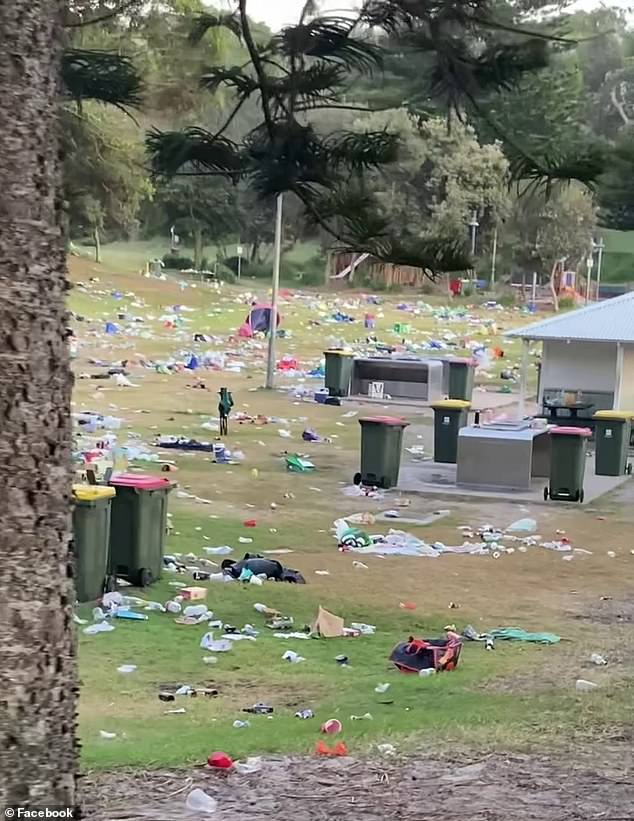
[468,209,479,256]
[265,193,284,390]
[592,237,605,301]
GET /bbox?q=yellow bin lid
[73,485,116,501]
[593,410,634,421]
[432,399,471,410]
[324,349,355,356]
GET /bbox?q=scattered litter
[234,757,263,775]
[315,741,348,757]
[375,683,391,693]
[311,606,344,638]
[351,713,373,721]
[116,664,137,674]
[282,650,306,663]
[99,730,117,740]
[350,622,376,635]
[321,718,342,734]
[207,752,234,770]
[576,679,599,692]
[185,789,218,815]
[83,622,115,635]
[590,653,608,666]
[507,518,537,533]
[200,633,233,652]
[233,720,250,729]
[295,709,315,719]
[377,743,396,756]
[488,628,560,644]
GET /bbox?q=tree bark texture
[0,0,76,810]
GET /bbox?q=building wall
[617,344,634,408]
[540,340,617,399]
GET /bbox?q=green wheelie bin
[445,358,476,401]
[431,400,471,464]
[544,426,591,503]
[72,485,116,602]
[109,474,175,587]
[355,416,409,489]
[593,411,634,476]
[324,350,354,397]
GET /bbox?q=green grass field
[70,249,634,771]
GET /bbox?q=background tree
[63,104,153,250]
[146,0,587,276]
[352,109,509,248]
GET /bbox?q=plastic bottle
[419,668,436,677]
[590,653,607,666]
[295,709,314,720]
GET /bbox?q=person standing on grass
[218,387,234,436]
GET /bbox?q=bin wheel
[139,568,153,588]
[104,575,117,593]
[353,472,362,486]
[628,463,633,475]
[579,490,585,504]
[543,487,549,501]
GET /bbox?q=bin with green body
[544,426,591,503]
[355,416,409,489]
[445,358,476,401]
[72,485,116,603]
[324,350,354,397]
[109,474,175,587]
[431,400,471,464]
[593,411,633,476]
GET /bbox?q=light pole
[468,209,479,288]
[469,209,479,256]
[265,193,284,390]
[593,237,605,301]
[585,254,593,304]
[490,224,498,290]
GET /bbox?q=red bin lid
[110,473,173,490]
[550,426,592,438]
[359,416,409,426]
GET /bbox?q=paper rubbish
[311,606,345,638]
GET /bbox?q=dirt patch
[83,744,634,820]
[567,595,634,625]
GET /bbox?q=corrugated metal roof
[506,292,634,343]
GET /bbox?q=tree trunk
[94,226,101,264]
[193,225,203,270]
[0,0,76,811]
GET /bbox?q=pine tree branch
[65,0,142,28]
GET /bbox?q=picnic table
[543,401,594,421]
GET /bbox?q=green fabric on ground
[489,628,560,645]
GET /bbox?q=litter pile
[333,517,587,560]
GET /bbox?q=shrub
[163,253,194,270]
[223,255,251,276]
[497,294,516,308]
[216,264,236,284]
[558,295,575,310]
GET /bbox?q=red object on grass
[243,519,257,528]
[315,741,348,757]
[320,718,342,734]
[207,751,234,770]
